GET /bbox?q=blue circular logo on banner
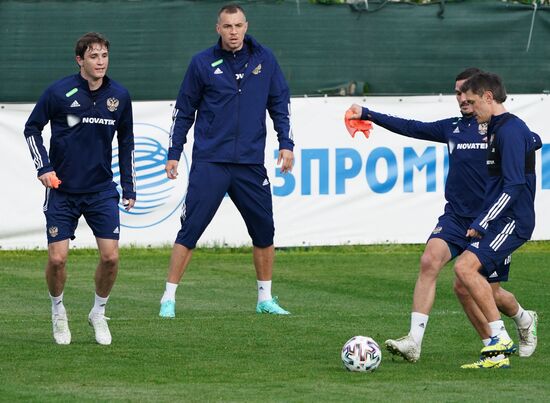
[112,123,189,228]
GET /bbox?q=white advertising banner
[1,95,548,249]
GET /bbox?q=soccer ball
[341,336,382,372]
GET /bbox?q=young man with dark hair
[24,32,136,345]
[159,4,294,317]
[456,72,541,368]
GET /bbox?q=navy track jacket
[168,35,294,164]
[469,113,541,239]
[24,74,136,200]
[361,108,488,219]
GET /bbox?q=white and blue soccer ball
[341,335,382,372]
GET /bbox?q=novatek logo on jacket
[66,115,116,127]
[82,117,116,125]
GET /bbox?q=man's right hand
[345,104,363,120]
[38,171,61,188]
[165,160,179,180]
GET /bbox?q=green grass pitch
[1,243,548,402]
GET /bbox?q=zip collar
[75,73,111,94]
[214,34,263,58]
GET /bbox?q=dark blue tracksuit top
[469,113,541,239]
[168,35,294,164]
[362,107,488,219]
[24,74,136,200]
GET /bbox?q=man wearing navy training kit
[455,72,541,369]
[345,68,537,365]
[159,4,294,318]
[24,32,136,346]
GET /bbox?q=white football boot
[517,310,538,357]
[88,311,112,345]
[385,334,421,362]
[52,313,71,345]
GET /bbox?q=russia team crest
[106,97,119,112]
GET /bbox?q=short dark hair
[75,32,109,58]
[218,4,246,20]
[460,72,507,103]
[455,67,482,82]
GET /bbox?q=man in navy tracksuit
[159,4,294,317]
[345,68,537,366]
[455,72,541,368]
[24,32,136,345]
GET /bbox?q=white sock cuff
[161,282,178,303]
[50,292,66,315]
[257,280,272,287]
[49,292,64,302]
[166,282,178,291]
[488,319,510,340]
[511,305,532,328]
[412,312,429,322]
[257,280,272,303]
[410,312,429,345]
[93,293,109,314]
[95,293,109,303]
[511,304,525,320]
[489,319,504,331]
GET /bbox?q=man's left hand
[277,149,294,173]
[466,228,482,239]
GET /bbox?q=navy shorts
[428,212,473,259]
[466,217,525,283]
[43,186,120,243]
[175,162,274,249]
[428,211,511,283]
